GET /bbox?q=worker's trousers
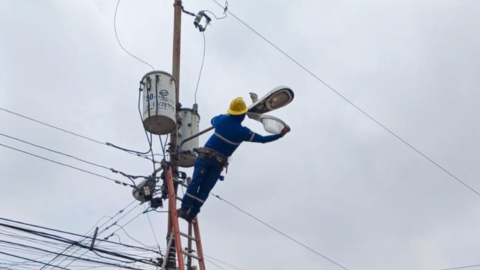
[181,156,223,217]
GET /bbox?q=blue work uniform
[181,114,282,217]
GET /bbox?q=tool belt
[194,147,229,168]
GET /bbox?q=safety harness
[194,147,229,172]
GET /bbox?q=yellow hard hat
[227,97,248,115]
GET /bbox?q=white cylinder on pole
[141,71,176,135]
[178,108,200,167]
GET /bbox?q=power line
[96,200,138,230]
[0,251,72,270]
[0,132,150,188]
[0,217,158,254]
[0,107,104,145]
[114,0,155,70]
[0,221,159,268]
[107,225,157,250]
[194,31,207,104]
[136,84,158,173]
[40,200,138,269]
[210,192,349,270]
[438,264,480,270]
[212,0,480,199]
[0,230,72,252]
[0,106,158,163]
[54,209,153,269]
[203,255,245,270]
[204,0,229,19]
[103,211,146,241]
[0,241,144,270]
[0,132,111,171]
[204,257,228,270]
[57,203,146,269]
[158,134,168,158]
[0,143,134,188]
[144,205,162,255]
[99,202,142,236]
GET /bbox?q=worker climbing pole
[177,97,291,222]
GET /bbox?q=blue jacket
[204,114,282,157]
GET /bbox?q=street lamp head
[248,86,294,114]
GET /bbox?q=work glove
[280,126,291,137]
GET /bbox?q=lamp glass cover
[261,118,286,134]
[267,91,291,110]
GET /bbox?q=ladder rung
[182,250,202,261]
[180,232,197,241]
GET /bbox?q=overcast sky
[1,0,480,269]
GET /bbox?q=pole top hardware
[194,11,211,32]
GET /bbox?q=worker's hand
[280,126,291,136]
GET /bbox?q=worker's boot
[177,208,193,222]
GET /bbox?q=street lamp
[247,86,294,134]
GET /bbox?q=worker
[177,97,290,221]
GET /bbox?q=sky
[1,0,480,269]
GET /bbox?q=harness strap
[214,132,241,146]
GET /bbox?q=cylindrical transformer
[178,107,200,167]
[141,71,176,135]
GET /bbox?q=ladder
[162,167,206,270]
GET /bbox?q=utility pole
[165,0,182,269]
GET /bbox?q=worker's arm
[249,132,282,143]
[241,127,290,144]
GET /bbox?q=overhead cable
[0,240,143,270]
[204,1,228,20]
[0,143,134,188]
[211,0,480,199]
[99,203,143,235]
[103,211,146,241]
[0,132,111,171]
[0,251,73,270]
[204,257,228,270]
[437,264,480,270]
[0,107,157,162]
[144,205,162,255]
[210,192,349,270]
[0,107,103,145]
[194,32,207,104]
[203,255,245,270]
[0,222,158,268]
[40,200,138,269]
[108,224,158,250]
[0,217,157,254]
[54,203,146,270]
[136,87,158,172]
[114,0,155,70]
[0,133,148,186]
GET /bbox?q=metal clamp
[194,11,211,32]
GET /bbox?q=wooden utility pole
[165,0,182,269]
